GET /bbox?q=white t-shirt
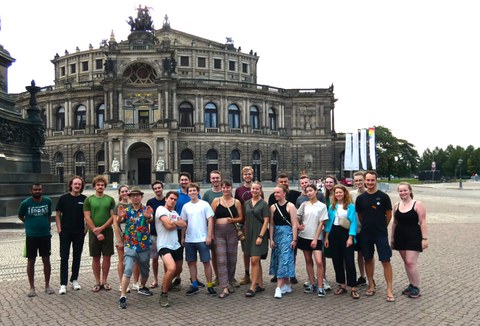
[297,201,328,240]
[181,200,214,243]
[155,206,181,251]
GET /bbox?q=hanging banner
[352,131,359,170]
[360,129,367,170]
[368,127,376,170]
[344,133,353,171]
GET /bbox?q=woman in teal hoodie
[324,184,359,299]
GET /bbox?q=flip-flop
[45,287,54,295]
[150,281,158,289]
[365,289,376,296]
[351,290,360,299]
[103,283,112,291]
[27,289,36,297]
[92,284,101,292]
[386,295,396,302]
[218,291,230,299]
[334,287,348,295]
[245,289,256,297]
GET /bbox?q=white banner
[368,127,376,170]
[360,129,367,170]
[344,133,353,171]
[352,131,359,170]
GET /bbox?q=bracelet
[422,238,428,240]
[292,239,297,242]
[258,234,263,238]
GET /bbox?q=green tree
[374,126,419,179]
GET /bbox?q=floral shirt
[123,204,151,252]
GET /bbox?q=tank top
[214,200,238,220]
[273,202,291,226]
[394,201,419,226]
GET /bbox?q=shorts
[149,235,158,259]
[123,247,150,279]
[159,247,183,262]
[360,234,392,262]
[297,237,322,251]
[89,227,114,257]
[185,242,211,262]
[354,232,363,252]
[26,235,51,258]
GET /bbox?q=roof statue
[127,5,154,32]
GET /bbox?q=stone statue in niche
[111,158,120,172]
[156,157,165,172]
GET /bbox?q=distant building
[14,8,344,185]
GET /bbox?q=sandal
[255,285,265,293]
[365,289,376,296]
[334,287,348,295]
[150,281,158,289]
[103,283,112,291]
[386,295,396,302]
[218,290,230,299]
[245,289,256,297]
[351,289,360,299]
[45,287,55,295]
[92,284,102,292]
[27,288,36,297]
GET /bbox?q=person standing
[350,171,370,287]
[116,187,154,309]
[84,175,115,292]
[296,184,329,297]
[391,182,428,298]
[202,170,223,285]
[181,183,217,297]
[113,185,133,292]
[243,181,269,297]
[269,185,298,299]
[325,185,359,299]
[18,183,54,297]
[296,175,325,208]
[155,191,186,307]
[355,170,394,302]
[211,179,244,298]
[234,166,255,286]
[268,173,301,284]
[146,180,166,289]
[55,176,87,295]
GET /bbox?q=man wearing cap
[116,186,154,309]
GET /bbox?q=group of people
[18,167,428,308]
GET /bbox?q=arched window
[180,149,194,180]
[231,149,241,182]
[75,105,86,130]
[207,149,218,160]
[54,152,64,182]
[55,107,65,131]
[206,149,219,181]
[96,104,105,129]
[97,150,105,175]
[250,106,259,130]
[228,104,240,128]
[271,151,279,182]
[268,108,277,130]
[123,62,158,84]
[252,150,261,181]
[74,151,86,178]
[204,102,217,128]
[179,101,194,127]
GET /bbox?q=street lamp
[458,158,463,189]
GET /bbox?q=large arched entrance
[127,142,152,185]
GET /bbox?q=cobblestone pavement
[1,183,479,325]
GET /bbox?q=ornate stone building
[14,8,343,185]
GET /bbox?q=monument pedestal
[110,172,121,183]
[155,171,167,182]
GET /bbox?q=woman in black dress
[391,182,428,298]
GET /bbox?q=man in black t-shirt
[55,176,87,295]
[355,170,394,302]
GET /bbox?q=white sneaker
[280,284,292,294]
[274,287,282,299]
[323,278,331,291]
[131,282,140,291]
[303,280,311,288]
[119,286,131,293]
[59,285,67,295]
[71,280,81,290]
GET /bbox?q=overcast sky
[1,0,478,154]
